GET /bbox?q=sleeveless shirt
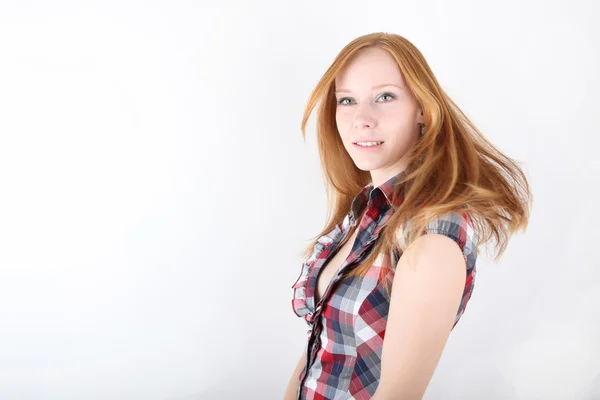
[290,171,478,399]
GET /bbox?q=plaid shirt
[290,171,478,399]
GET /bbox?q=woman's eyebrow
[335,83,403,94]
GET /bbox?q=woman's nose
[353,107,376,129]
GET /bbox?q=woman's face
[334,47,424,188]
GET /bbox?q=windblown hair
[299,32,532,293]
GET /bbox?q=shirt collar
[349,170,407,224]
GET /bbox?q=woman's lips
[353,142,384,150]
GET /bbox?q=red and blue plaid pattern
[291,172,478,399]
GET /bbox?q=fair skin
[334,46,425,188]
[286,47,467,399]
[370,234,466,399]
[336,47,467,399]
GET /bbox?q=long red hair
[300,32,532,292]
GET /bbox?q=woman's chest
[314,228,359,305]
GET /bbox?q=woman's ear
[416,108,425,124]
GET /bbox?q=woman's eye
[379,93,396,102]
[337,93,395,106]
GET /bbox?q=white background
[0,1,599,399]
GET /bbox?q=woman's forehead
[335,48,405,89]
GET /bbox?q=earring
[420,124,425,136]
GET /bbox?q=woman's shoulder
[396,209,478,271]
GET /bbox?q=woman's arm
[283,347,307,400]
[371,233,467,400]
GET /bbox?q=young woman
[284,33,532,400]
